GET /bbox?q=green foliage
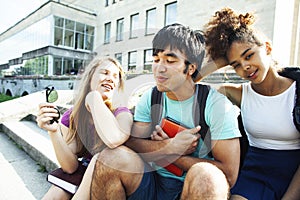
[0,94,18,103]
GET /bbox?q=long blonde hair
[66,56,125,155]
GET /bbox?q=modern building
[0,0,299,77]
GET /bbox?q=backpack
[150,84,212,157]
[150,67,300,169]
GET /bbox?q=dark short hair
[152,23,205,81]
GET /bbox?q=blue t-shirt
[134,85,241,181]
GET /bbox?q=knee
[183,163,229,199]
[95,145,144,174]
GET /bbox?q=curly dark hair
[204,7,265,61]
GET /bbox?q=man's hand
[169,126,201,155]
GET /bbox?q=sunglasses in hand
[45,86,60,124]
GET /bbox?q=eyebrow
[229,48,251,65]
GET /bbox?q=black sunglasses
[45,86,60,124]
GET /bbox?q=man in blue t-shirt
[89,23,241,200]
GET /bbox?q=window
[165,2,177,26]
[146,8,156,35]
[130,14,139,38]
[53,16,94,50]
[116,18,124,41]
[105,0,109,6]
[128,51,137,71]
[115,53,122,65]
[104,22,111,44]
[144,49,153,72]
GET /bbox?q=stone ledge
[0,122,59,172]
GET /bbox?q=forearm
[282,166,300,200]
[49,128,78,173]
[125,136,174,162]
[88,92,131,148]
[196,57,228,82]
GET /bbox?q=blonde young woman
[37,56,133,200]
[199,7,300,200]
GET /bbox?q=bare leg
[230,195,248,200]
[91,146,144,200]
[42,185,72,200]
[72,154,98,200]
[181,162,229,200]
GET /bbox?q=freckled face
[90,61,120,101]
[227,42,272,84]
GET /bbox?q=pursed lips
[156,75,168,83]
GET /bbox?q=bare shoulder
[216,83,242,107]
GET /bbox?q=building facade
[0,0,299,94]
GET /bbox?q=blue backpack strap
[150,84,211,156]
[278,67,300,132]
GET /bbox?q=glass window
[116,18,124,41]
[64,29,74,47]
[128,51,137,71]
[146,8,156,35]
[54,57,62,75]
[104,22,111,44]
[144,49,153,72]
[54,16,64,27]
[115,53,122,65]
[165,2,177,26]
[54,27,63,46]
[65,19,75,30]
[130,14,139,38]
[105,0,109,6]
[76,22,85,33]
[53,16,94,51]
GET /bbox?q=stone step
[0,119,59,172]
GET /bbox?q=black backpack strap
[194,84,211,157]
[150,84,212,156]
[151,86,163,131]
[278,67,300,132]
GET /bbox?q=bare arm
[125,121,201,161]
[173,138,240,188]
[282,166,300,200]
[217,84,243,107]
[86,91,133,149]
[37,103,78,173]
[196,57,228,82]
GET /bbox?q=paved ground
[0,131,51,200]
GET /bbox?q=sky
[0,0,45,34]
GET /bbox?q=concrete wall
[0,77,76,97]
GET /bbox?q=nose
[153,61,167,73]
[241,61,251,70]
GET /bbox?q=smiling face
[90,61,120,101]
[227,41,272,84]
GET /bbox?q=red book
[155,117,188,176]
[47,161,87,194]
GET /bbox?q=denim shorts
[127,165,183,200]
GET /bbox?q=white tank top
[241,82,300,150]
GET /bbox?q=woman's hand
[85,91,104,113]
[37,102,60,132]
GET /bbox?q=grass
[0,94,19,103]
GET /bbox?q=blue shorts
[231,146,300,200]
[127,164,183,200]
